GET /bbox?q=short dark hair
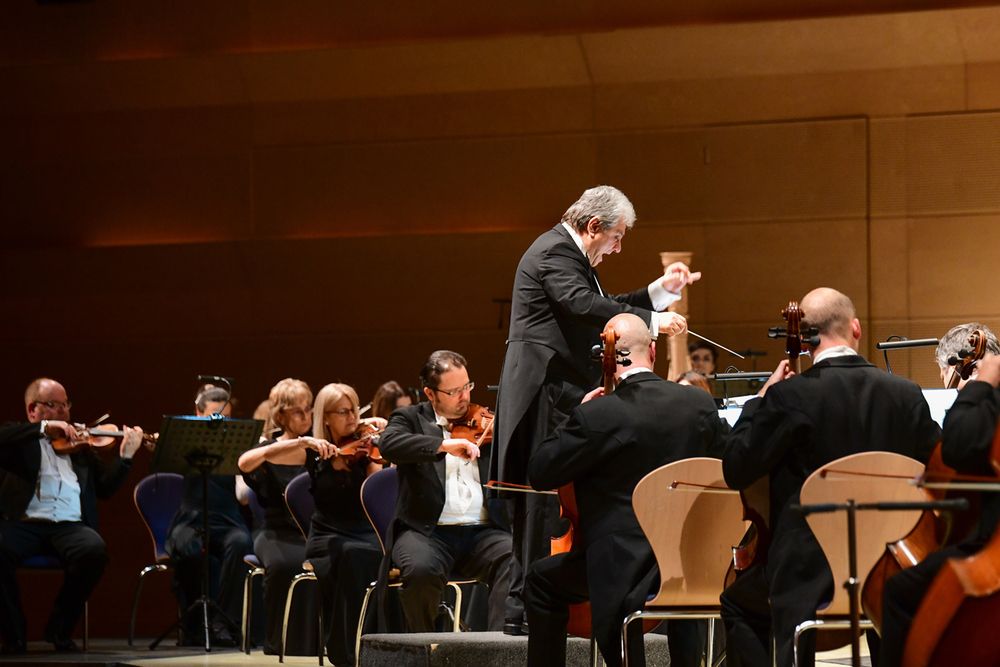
[420,350,467,389]
[195,385,230,412]
[688,341,718,363]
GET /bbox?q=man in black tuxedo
[0,378,143,654]
[878,352,1000,666]
[379,350,512,632]
[720,288,942,667]
[492,185,699,631]
[524,313,727,667]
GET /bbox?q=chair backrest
[246,487,266,529]
[134,472,185,562]
[284,471,315,538]
[800,451,925,616]
[633,457,749,607]
[360,467,399,554]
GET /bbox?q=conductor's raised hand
[661,262,702,294]
[657,312,688,338]
[439,438,480,460]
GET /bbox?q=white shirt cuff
[648,279,682,312]
[649,312,658,340]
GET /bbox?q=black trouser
[166,512,252,637]
[505,376,582,623]
[392,523,512,632]
[253,522,317,655]
[524,541,704,667]
[306,515,382,667]
[0,520,107,645]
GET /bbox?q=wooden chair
[623,457,750,667]
[793,451,926,667]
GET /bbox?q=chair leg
[83,601,88,651]
[706,617,715,667]
[317,582,324,667]
[622,613,636,667]
[129,565,165,646]
[282,573,316,663]
[446,583,463,632]
[243,569,262,655]
[355,582,377,667]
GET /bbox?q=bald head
[800,288,861,350]
[606,313,655,376]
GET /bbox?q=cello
[900,408,1000,667]
[550,323,619,637]
[861,329,989,633]
[730,302,814,576]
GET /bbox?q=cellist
[879,352,1000,667]
[934,323,999,388]
[523,313,727,667]
[720,288,941,667]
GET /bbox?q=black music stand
[147,415,263,652]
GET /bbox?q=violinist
[236,379,324,655]
[524,313,726,667]
[934,323,999,388]
[493,185,697,633]
[0,378,144,654]
[879,352,1000,667]
[304,383,386,667]
[165,386,253,647]
[371,380,417,420]
[719,288,941,667]
[378,350,512,633]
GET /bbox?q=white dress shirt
[812,345,859,364]
[434,411,489,525]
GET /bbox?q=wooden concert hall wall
[3,1,1000,640]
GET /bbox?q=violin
[336,422,387,465]
[51,424,157,456]
[860,329,990,633]
[450,404,495,448]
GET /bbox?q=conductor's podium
[358,631,674,667]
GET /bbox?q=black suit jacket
[379,402,507,535]
[0,421,133,531]
[940,380,1000,541]
[529,371,727,547]
[493,224,657,485]
[722,355,941,607]
[526,371,726,660]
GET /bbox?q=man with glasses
[0,378,144,654]
[379,350,513,632]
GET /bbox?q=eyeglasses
[431,382,474,397]
[324,408,355,417]
[34,400,72,410]
[281,407,312,419]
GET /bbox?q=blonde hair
[265,379,313,435]
[312,383,360,440]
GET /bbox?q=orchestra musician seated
[371,381,417,421]
[237,378,319,655]
[719,288,942,667]
[878,352,1000,666]
[523,313,727,667]
[165,386,253,647]
[935,322,999,388]
[377,350,512,633]
[0,378,144,654]
[240,381,386,666]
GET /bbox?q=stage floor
[0,636,871,667]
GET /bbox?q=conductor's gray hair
[561,186,636,233]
